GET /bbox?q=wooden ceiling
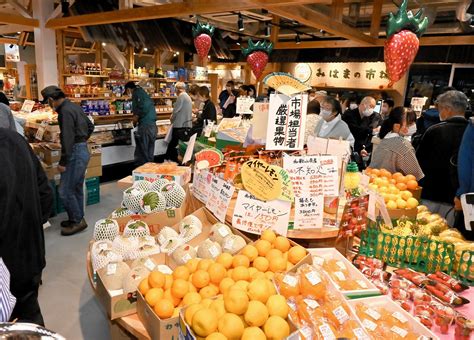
[0,0,472,50]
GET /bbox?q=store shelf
[68,95,177,101]
[62,73,109,78]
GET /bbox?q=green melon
[124,220,150,238]
[100,261,130,291]
[140,191,166,214]
[123,187,144,213]
[132,180,152,192]
[209,222,232,244]
[111,208,134,219]
[161,182,186,208]
[150,178,170,192]
[197,239,222,259]
[93,218,120,241]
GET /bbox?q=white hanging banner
[265,93,307,150]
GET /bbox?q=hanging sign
[232,190,291,236]
[241,159,283,201]
[236,97,255,114]
[205,174,235,222]
[265,93,307,150]
[283,154,340,197]
[294,196,324,229]
[5,44,20,62]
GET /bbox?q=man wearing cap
[124,81,157,165]
[41,85,94,236]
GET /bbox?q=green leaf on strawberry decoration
[241,39,273,57]
[192,20,215,38]
[386,0,429,38]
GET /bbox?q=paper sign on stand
[20,100,35,113]
[283,154,340,197]
[232,190,291,236]
[205,175,235,222]
[294,196,324,229]
[376,194,393,228]
[236,97,255,114]
[251,102,269,140]
[265,93,307,150]
[307,136,351,163]
[191,170,211,204]
[182,133,197,165]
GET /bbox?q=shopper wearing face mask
[369,107,424,180]
[381,99,395,120]
[218,80,239,118]
[404,109,417,141]
[416,90,469,225]
[342,96,381,154]
[313,96,355,147]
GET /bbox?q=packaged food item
[426,271,468,293]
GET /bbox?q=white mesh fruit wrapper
[160,237,182,254]
[156,226,179,246]
[112,235,141,261]
[140,191,166,214]
[179,215,203,233]
[111,207,134,218]
[91,240,123,273]
[93,218,120,241]
[179,224,201,244]
[161,182,186,208]
[122,187,144,213]
[150,178,170,192]
[133,180,152,192]
[123,220,150,238]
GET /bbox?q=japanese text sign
[205,174,236,222]
[236,96,255,114]
[265,93,307,151]
[283,154,340,197]
[294,196,324,229]
[232,190,291,236]
[241,159,283,202]
[191,170,212,203]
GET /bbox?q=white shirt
[319,115,342,137]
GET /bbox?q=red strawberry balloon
[242,40,273,80]
[384,0,428,87]
[192,21,215,60]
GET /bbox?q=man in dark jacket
[124,81,157,165]
[416,90,469,224]
[342,96,381,154]
[0,128,53,325]
[218,80,239,118]
[41,86,94,236]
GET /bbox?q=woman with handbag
[165,82,192,162]
[194,86,217,136]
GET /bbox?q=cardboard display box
[88,143,102,155]
[35,143,62,165]
[132,164,192,187]
[387,206,417,220]
[346,296,440,340]
[165,207,252,270]
[88,154,102,168]
[96,253,170,320]
[86,166,103,179]
[308,248,380,299]
[137,290,180,340]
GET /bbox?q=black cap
[40,85,64,104]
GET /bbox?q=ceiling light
[176,51,180,55]
[238,13,244,31]
[265,23,271,37]
[173,53,177,57]
[208,55,211,59]
[17,31,21,34]
[101,42,106,46]
[144,47,148,52]
[295,33,301,44]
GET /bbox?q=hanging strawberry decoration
[192,21,215,60]
[242,40,273,80]
[384,0,428,87]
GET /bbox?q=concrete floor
[39,182,123,340]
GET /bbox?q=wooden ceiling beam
[273,35,474,49]
[370,0,384,38]
[0,24,33,35]
[0,12,38,26]
[45,0,319,29]
[8,0,32,18]
[265,5,377,45]
[331,0,344,21]
[270,15,280,44]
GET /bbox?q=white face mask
[320,109,333,121]
[406,125,417,136]
[349,103,358,110]
[362,108,374,117]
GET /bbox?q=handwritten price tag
[232,190,291,236]
[35,121,48,141]
[205,174,236,222]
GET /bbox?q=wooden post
[209,73,218,104]
[154,50,162,69]
[270,15,280,44]
[331,0,344,22]
[127,45,134,71]
[56,29,65,88]
[95,42,103,65]
[178,52,185,67]
[370,0,383,38]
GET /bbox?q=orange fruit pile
[365,168,419,210]
[138,229,307,322]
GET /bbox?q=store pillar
[32,0,58,94]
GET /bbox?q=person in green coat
[125,82,157,165]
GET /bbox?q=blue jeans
[59,143,90,223]
[134,123,156,166]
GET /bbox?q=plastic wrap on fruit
[394,268,429,286]
[424,281,470,306]
[410,288,432,305]
[432,302,455,334]
[394,299,411,312]
[352,254,385,270]
[414,304,434,329]
[427,271,468,292]
[274,272,300,298]
[455,315,474,340]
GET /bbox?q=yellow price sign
[241,159,283,202]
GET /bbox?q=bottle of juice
[344,162,360,197]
